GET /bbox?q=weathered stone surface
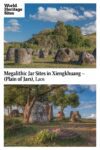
[10,109,19,117]
[70,111,81,122]
[15,48,32,64]
[92,48,96,59]
[57,111,64,120]
[6,48,16,61]
[33,50,39,56]
[45,103,53,121]
[29,102,53,123]
[26,48,33,55]
[51,128,80,139]
[78,52,95,64]
[54,48,78,63]
[38,49,44,58]
[48,50,52,55]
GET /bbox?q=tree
[54,21,68,48]
[82,38,92,47]
[48,88,80,117]
[54,21,67,38]
[4,85,80,123]
[67,25,83,46]
[4,86,18,115]
[22,85,68,123]
[4,85,66,123]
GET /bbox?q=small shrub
[33,129,57,144]
[4,117,22,127]
[4,117,23,137]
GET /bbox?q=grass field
[4,117,96,146]
[4,56,96,68]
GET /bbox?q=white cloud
[68,85,96,92]
[81,85,96,92]
[30,7,96,23]
[9,19,20,26]
[81,21,96,35]
[89,85,96,92]
[86,113,96,119]
[4,19,20,32]
[84,11,96,18]
[78,102,96,110]
[30,7,80,22]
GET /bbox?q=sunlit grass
[4,117,96,146]
[4,56,96,68]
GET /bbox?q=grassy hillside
[85,33,96,46]
[4,22,96,54]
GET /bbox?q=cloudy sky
[4,3,96,42]
[54,85,96,119]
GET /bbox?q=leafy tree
[4,85,66,123]
[5,86,18,115]
[82,38,92,47]
[54,21,67,38]
[24,22,95,51]
[4,85,80,123]
[67,25,83,46]
[53,21,68,48]
[4,85,27,115]
[48,88,80,117]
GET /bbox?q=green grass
[4,56,96,68]
[5,127,87,147]
[4,117,96,146]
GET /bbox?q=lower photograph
[4,85,96,147]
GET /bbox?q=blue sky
[4,3,96,42]
[53,85,96,119]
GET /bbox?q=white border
[0,0,100,149]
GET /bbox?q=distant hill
[4,22,96,54]
[26,22,96,51]
[85,33,96,45]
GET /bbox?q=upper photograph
[4,3,96,68]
